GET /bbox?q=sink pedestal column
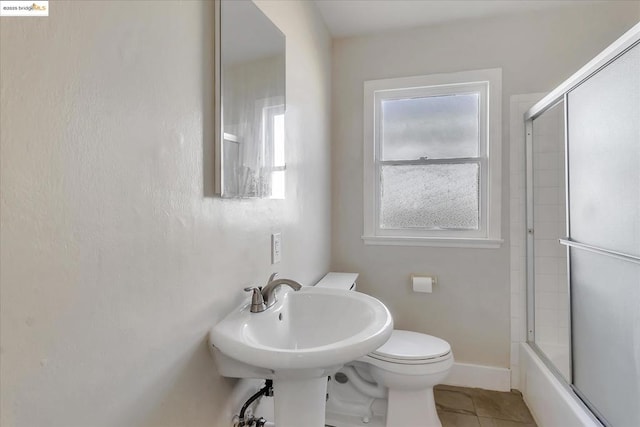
[273,375,327,427]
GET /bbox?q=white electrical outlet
[271,233,282,264]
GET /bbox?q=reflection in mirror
[215,0,286,198]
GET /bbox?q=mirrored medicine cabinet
[214,0,286,198]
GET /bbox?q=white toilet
[316,273,454,427]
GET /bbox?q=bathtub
[519,343,602,427]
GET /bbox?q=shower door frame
[525,93,581,408]
[524,23,640,427]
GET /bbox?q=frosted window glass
[568,43,640,256]
[381,94,479,160]
[570,250,640,427]
[380,164,479,229]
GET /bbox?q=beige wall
[0,1,331,426]
[330,3,640,368]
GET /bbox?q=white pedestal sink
[209,286,393,427]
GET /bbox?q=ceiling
[313,0,609,38]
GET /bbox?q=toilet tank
[314,272,358,291]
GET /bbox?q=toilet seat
[368,330,451,365]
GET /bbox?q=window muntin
[363,69,502,247]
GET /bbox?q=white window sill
[362,235,504,249]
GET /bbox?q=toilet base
[386,387,441,427]
[325,388,442,427]
[325,411,385,427]
[326,357,450,427]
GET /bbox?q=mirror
[214,0,286,198]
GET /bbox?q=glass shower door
[530,100,571,382]
[565,41,640,427]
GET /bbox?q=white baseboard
[443,362,511,392]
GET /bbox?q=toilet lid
[371,330,451,361]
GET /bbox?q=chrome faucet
[262,273,302,309]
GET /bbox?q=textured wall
[330,2,640,369]
[0,1,331,426]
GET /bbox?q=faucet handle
[244,287,266,313]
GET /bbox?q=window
[261,103,286,199]
[363,69,503,248]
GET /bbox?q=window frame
[363,68,503,248]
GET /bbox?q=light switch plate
[271,233,282,264]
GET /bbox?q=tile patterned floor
[435,385,537,427]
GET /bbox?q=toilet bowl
[316,273,453,427]
[363,330,454,427]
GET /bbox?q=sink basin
[210,285,393,427]
[210,286,393,371]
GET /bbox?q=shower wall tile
[510,171,525,191]
[534,274,558,293]
[533,152,558,170]
[510,93,547,391]
[536,292,557,309]
[534,170,560,188]
[511,254,525,273]
[534,256,559,275]
[510,274,524,296]
[558,314,570,330]
[536,308,558,325]
[532,101,570,356]
[536,325,559,343]
[510,342,521,366]
[511,317,522,341]
[534,239,563,257]
[534,188,560,206]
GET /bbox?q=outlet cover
[271,233,282,264]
